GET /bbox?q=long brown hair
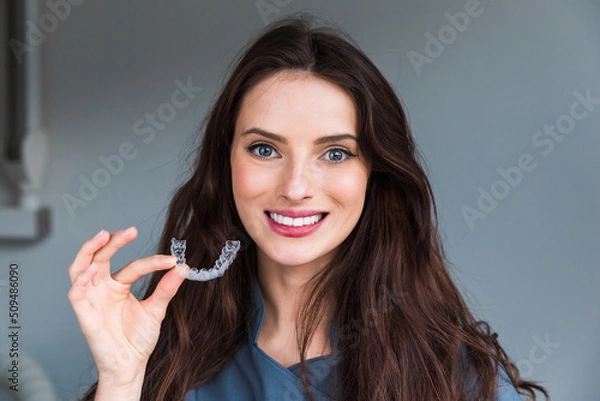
[82,12,549,401]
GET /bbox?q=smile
[266,212,327,227]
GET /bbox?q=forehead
[235,71,357,137]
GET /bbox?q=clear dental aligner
[170,238,241,281]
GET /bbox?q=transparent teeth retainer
[170,238,241,281]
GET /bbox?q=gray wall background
[0,0,598,400]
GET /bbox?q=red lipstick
[266,209,328,218]
[264,210,328,238]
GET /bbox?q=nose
[278,157,314,204]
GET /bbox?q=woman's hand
[67,226,186,389]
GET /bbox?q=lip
[265,209,328,218]
[264,211,328,238]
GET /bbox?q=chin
[260,245,323,267]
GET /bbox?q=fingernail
[124,226,134,235]
[93,230,105,240]
[174,263,189,278]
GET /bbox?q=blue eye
[248,143,279,158]
[324,148,353,163]
[246,143,355,163]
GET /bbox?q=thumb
[141,267,186,322]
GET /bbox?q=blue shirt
[185,278,523,401]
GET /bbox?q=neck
[255,249,334,364]
[257,259,319,330]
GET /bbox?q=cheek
[231,157,269,208]
[231,156,273,240]
[329,167,369,208]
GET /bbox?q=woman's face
[230,70,370,273]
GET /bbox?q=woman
[68,13,550,401]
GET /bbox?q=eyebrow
[240,127,357,145]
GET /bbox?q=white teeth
[268,212,324,227]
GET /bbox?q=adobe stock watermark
[462,88,599,231]
[61,77,203,219]
[255,0,293,25]
[9,0,87,64]
[516,333,560,379]
[407,0,494,76]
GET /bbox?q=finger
[111,254,179,285]
[89,227,138,285]
[141,266,187,322]
[93,226,138,265]
[67,262,100,305]
[68,230,110,283]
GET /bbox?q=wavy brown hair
[82,12,549,401]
